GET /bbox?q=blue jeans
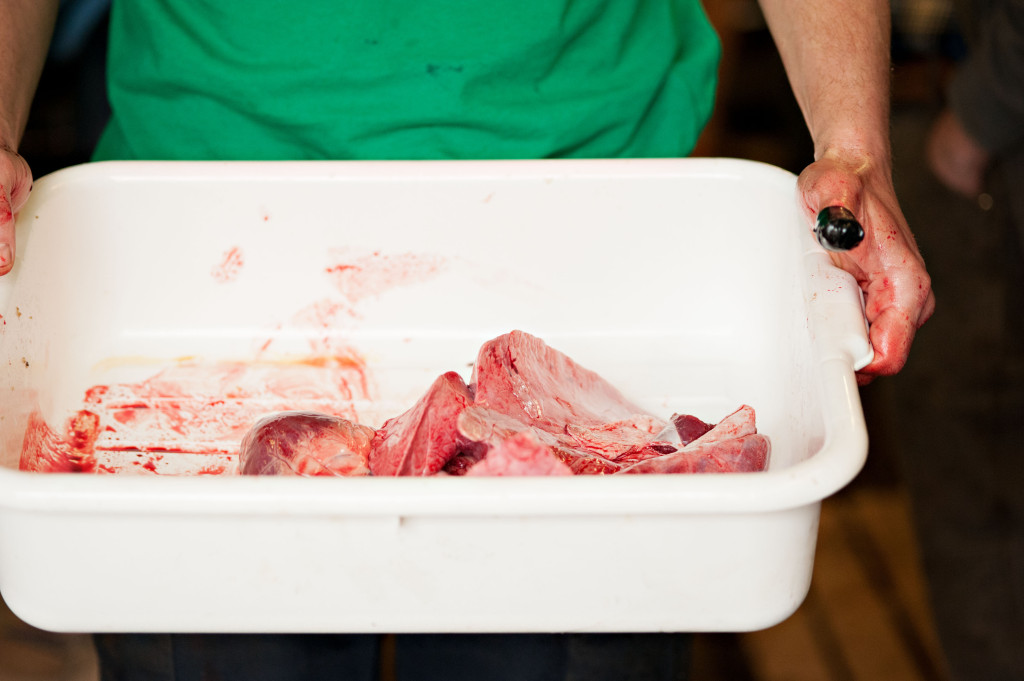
[92,633,692,681]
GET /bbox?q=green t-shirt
[93,1,720,161]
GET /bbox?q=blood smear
[20,248,444,475]
[19,357,373,476]
[211,246,244,283]
[326,250,444,304]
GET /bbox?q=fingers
[859,291,935,379]
[0,185,14,276]
[0,147,33,277]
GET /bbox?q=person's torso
[94,0,720,161]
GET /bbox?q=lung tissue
[239,330,770,477]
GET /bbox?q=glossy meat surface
[239,331,770,478]
[472,330,665,433]
[239,411,374,476]
[369,371,474,476]
[465,431,573,477]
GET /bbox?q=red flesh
[465,431,573,477]
[239,411,374,476]
[369,371,474,476]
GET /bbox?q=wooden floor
[692,485,950,681]
[0,478,950,681]
[0,606,97,681]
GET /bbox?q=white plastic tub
[0,159,871,633]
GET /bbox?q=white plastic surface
[0,159,870,633]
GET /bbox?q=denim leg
[93,633,380,681]
[393,633,691,681]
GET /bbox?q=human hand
[0,143,34,276]
[926,108,991,199]
[798,151,935,382]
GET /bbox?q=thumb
[0,185,14,276]
[797,161,866,236]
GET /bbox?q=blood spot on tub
[84,385,110,404]
[113,409,139,425]
[212,246,244,283]
[15,307,21,318]
[325,264,361,276]
[284,299,360,354]
[325,249,445,304]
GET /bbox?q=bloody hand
[797,152,936,382]
[0,144,33,277]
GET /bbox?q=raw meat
[472,330,666,434]
[369,371,474,476]
[241,331,768,478]
[466,330,669,467]
[617,434,770,475]
[20,330,768,478]
[670,413,714,445]
[611,441,680,466]
[239,411,374,477]
[465,432,573,477]
[562,415,666,459]
[688,405,757,446]
[456,405,622,475]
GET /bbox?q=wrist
[816,137,893,180]
[809,96,892,169]
[0,137,21,158]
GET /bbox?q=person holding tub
[0,1,934,679]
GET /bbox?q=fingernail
[0,243,11,270]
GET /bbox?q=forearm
[757,0,934,378]
[757,0,893,167]
[0,0,59,150]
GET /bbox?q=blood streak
[66,410,101,452]
[20,411,98,473]
[211,246,244,283]
[19,357,373,475]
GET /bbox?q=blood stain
[211,247,244,283]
